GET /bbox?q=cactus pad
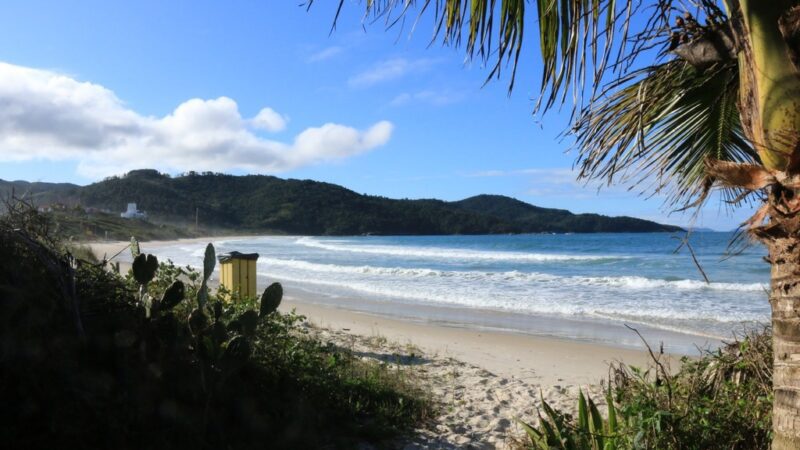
[188,308,209,335]
[160,280,186,311]
[238,310,259,338]
[259,282,283,317]
[132,253,158,285]
[222,335,251,368]
[203,243,216,282]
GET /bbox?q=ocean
[148,232,770,354]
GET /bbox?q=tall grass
[518,328,772,449]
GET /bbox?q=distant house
[37,205,53,213]
[120,203,147,219]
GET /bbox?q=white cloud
[251,107,288,132]
[0,62,393,178]
[307,46,343,63]
[348,58,439,87]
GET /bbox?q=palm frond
[310,0,670,112]
[308,0,754,210]
[573,59,758,208]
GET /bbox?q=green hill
[453,194,682,233]
[0,179,81,207]
[3,169,683,235]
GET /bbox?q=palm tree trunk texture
[727,2,800,445]
[766,202,800,449]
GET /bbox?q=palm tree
[310,0,800,447]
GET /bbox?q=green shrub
[518,329,772,450]
[0,202,432,449]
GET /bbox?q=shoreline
[89,236,724,355]
[282,297,657,386]
[280,281,723,355]
[88,237,665,386]
[88,237,676,447]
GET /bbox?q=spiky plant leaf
[578,389,589,433]
[605,389,618,436]
[514,417,547,448]
[587,394,605,449]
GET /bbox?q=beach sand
[89,238,664,449]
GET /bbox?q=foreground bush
[0,202,432,449]
[520,329,772,450]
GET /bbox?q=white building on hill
[120,203,147,219]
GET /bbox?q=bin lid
[217,251,260,262]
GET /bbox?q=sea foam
[295,236,627,262]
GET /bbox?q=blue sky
[0,0,754,229]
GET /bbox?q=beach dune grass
[0,203,433,449]
[518,328,772,450]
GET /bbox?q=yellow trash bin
[218,251,259,300]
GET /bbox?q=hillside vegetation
[51,209,197,241]
[5,169,683,235]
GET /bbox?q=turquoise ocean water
[150,233,769,353]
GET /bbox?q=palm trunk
[765,199,800,450]
[731,1,800,447]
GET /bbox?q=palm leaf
[573,59,758,208]
[311,0,658,110]
[310,1,753,209]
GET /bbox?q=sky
[0,0,756,230]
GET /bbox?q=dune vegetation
[518,328,772,449]
[0,199,433,449]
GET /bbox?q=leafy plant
[519,389,620,450]
[518,328,773,450]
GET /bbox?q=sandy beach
[89,238,669,448]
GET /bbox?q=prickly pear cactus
[259,282,283,317]
[152,312,179,343]
[188,308,209,336]
[226,318,241,333]
[196,243,216,309]
[132,253,158,285]
[221,335,251,370]
[211,321,228,345]
[213,300,223,321]
[196,286,208,309]
[160,280,186,311]
[203,243,215,283]
[130,236,140,258]
[238,310,259,338]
